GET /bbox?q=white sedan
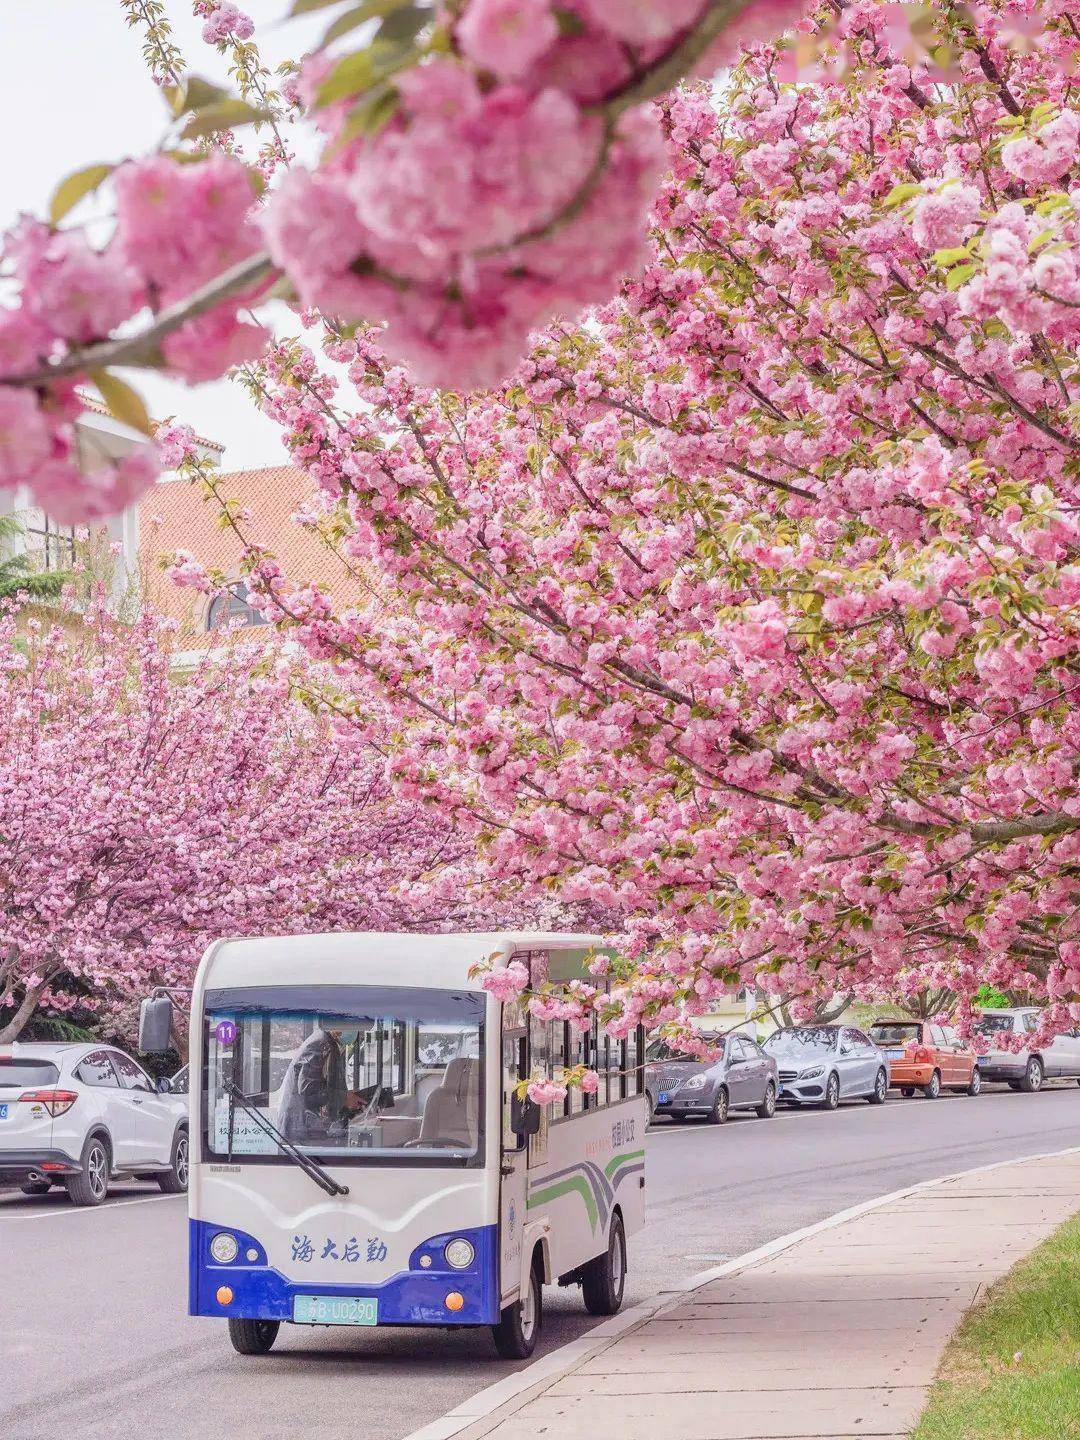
[0,1041,188,1205]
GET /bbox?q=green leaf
[320,0,417,46]
[49,163,114,225]
[883,182,922,209]
[376,2,428,43]
[313,39,414,107]
[181,100,274,139]
[163,75,231,118]
[330,83,400,150]
[932,246,972,266]
[945,262,977,291]
[90,371,153,436]
[290,0,348,14]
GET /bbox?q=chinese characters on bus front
[291,1234,387,1264]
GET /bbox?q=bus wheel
[582,1213,626,1316]
[228,1318,280,1356]
[492,1258,543,1360]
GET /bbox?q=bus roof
[197,931,606,996]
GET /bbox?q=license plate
[658,1091,670,1105]
[887,1049,903,1059]
[0,1103,7,1120]
[292,1294,377,1326]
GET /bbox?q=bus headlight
[444,1238,475,1270]
[210,1231,239,1264]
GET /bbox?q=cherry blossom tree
[188,0,1078,1057]
[0,593,482,1044]
[0,0,814,524]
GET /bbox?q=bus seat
[416,1057,478,1148]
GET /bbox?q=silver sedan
[763,1025,889,1110]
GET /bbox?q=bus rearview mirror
[139,994,174,1054]
[510,1094,541,1138]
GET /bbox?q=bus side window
[625,1027,643,1096]
[550,1020,570,1118]
[502,1030,527,1151]
[567,1025,587,1114]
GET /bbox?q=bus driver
[277,1023,364,1142]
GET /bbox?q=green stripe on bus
[604,1148,645,1179]
[527,1175,599,1232]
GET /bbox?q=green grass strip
[912,1212,1080,1440]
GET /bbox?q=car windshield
[763,1027,839,1056]
[869,1023,921,1045]
[203,984,483,1167]
[0,1058,60,1087]
[974,1016,1015,1035]
[646,1038,723,1063]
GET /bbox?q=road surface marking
[0,1193,183,1222]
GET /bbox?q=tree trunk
[0,978,49,1043]
[776,991,853,1028]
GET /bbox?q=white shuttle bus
[144,932,646,1359]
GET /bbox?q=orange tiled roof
[138,465,378,640]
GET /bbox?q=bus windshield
[203,984,484,1167]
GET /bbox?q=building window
[24,515,76,571]
[206,582,268,632]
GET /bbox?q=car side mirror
[139,994,174,1054]
[156,1076,172,1094]
[510,1094,541,1138]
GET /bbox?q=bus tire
[492,1255,543,1360]
[228,1318,279,1356]
[582,1212,626,1316]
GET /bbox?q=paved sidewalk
[432,1149,1080,1440]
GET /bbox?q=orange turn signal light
[445,1291,464,1313]
[216,1286,234,1306]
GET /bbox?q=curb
[401,1142,1080,1440]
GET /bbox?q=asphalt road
[3,1083,1078,1440]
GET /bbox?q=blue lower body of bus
[189,1220,500,1326]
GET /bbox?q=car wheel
[868,1068,888,1105]
[922,1070,941,1100]
[492,1256,543,1360]
[819,1073,840,1110]
[228,1318,279,1356]
[582,1213,626,1316]
[66,1135,110,1207]
[158,1129,189,1193]
[1019,1056,1044,1093]
[1007,1081,1022,1091]
[20,1178,52,1196]
[966,1067,982,1097]
[755,1081,776,1119]
[900,1087,915,1098]
[646,1093,657,1128]
[706,1086,729,1125]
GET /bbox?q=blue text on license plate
[887,1049,903,1059]
[293,1294,377,1326]
[0,1103,7,1120]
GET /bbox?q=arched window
[206,582,268,632]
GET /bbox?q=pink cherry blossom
[457,0,560,80]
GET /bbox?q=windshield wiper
[222,1080,349,1198]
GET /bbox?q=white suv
[0,1042,188,1205]
[974,1009,1080,1092]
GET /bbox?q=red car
[868,1019,981,1099]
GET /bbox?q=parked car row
[646,1008,1080,1124]
[0,1042,188,1206]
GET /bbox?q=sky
[2,1,331,471]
